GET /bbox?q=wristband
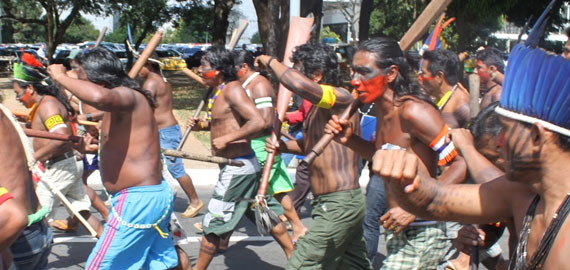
[86,113,93,121]
[267,56,277,68]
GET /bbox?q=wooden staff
[94,27,108,47]
[176,21,249,151]
[303,0,454,165]
[399,0,453,51]
[303,99,362,164]
[258,16,314,202]
[468,73,480,118]
[162,149,244,167]
[128,30,163,79]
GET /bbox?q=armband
[0,187,14,206]
[429,124,458,166]
[45,114,66,133]
[255,97,273,109]
[317,84,336,109]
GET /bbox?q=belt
[46,151,75,165]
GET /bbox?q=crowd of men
[1,7,570,270]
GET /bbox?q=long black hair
[291,42,340,86]
[15,78,75,116]
[75,47,156,108]
[358,37,434,107]
[204,46,237,82]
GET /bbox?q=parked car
[155,49,187,71]
[175,46,204,68]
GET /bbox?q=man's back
[99,87,162,193]
[143,72,178,129]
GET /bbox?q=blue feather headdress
[495,0,570,137]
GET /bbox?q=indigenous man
[419,49,471,128]
[47,47,178,269]
[475,47,505,109]
[259,42,372,270]
[138,54,204,218]
[233,50,307,242]
[373,37,570,270]
[325,38,466,269]
[0,97,46,270]
[188,46,293,270]
[12,56,103,237]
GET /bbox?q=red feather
[21,53,44,68]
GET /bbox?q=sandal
[50,219,78,232]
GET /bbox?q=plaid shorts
[381,222,449,270]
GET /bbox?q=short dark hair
[291,42,340,86]
[233,50,255,69]
[358,37,434,106]
[470,102,501,142]
[422,49,461,86]
[75,47,156,108]
[204,46,237,82]
[146,52,161,73]
[476,47,505,73]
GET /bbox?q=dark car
[176,46,204,68]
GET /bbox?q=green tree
[1,0,104,59]
[250,32,261,44]
[62,16,99,43]
[171,1,215,43]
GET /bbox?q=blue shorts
[159,124,187,179]
[85,181,177,270]
[9,220,52,270]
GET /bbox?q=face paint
[237,68,245,78]
[203,70,219,80]
[476,60,490,83]
[352,73,386,104]
[17,89,35,108]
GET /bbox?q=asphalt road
[47,168,508,270]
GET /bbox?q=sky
[84,0,259,44]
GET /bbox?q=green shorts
[251,135,294,195]
[286,188,372,270]
[202,154,284,238]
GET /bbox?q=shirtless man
[188,46,293,270]
[47,47,178,270]
[12,57,103,238]
[138,55,203,218]
[325,38,466,269]
[233,50,307,242]
[475,47,504,109]
[0,102,46,270]
[259,42,372,270]
[419,49,470,128]
[373,39,570,270]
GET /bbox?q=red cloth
[286,99,312,125]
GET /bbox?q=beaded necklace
[207,83,225,121]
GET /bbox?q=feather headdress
[13,53,48,83]
[495,0,570,137]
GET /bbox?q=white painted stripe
[254,97,272,104]
[53,235,275,244]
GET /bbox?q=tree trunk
[252,0,270,54]
[358,0,372,42]
[45,7,56,61]
[277,0,290,58]
[212,0,235,46]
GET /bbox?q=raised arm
[372,149,526,224]
[256,55,353,109]
[47,64,137,112]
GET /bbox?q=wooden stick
[181,68,206,86]
[128,30,163,79]
[258,16,314,199]
[176,87,213,151]
[303,99,362,165]
[162,149,244,167]
[399,0,453,51]
[227,19,249,51]
[94,27,108,47]
[468,73,480,118]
